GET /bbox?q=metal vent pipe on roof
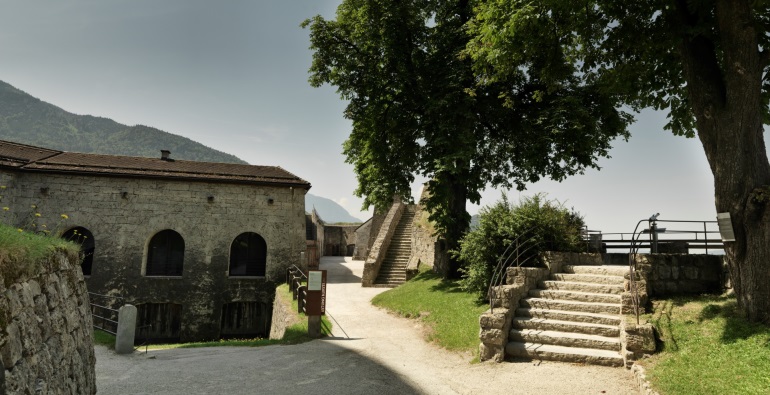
[161,150,171,160]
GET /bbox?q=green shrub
[455,194,585,299]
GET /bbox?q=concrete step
[520,298,621,315]
[528,289,621,304]
[512,317,620,337]
[562,265,628,277]
[551,273,625,285]
[515,308,621,326]
[509,329,621,351]
[505,342,624,367]
[540,281,624,295]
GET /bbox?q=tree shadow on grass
[696,297,770,345]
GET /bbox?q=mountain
[306,194,363,224]
[0,80,246,164]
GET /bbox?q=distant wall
[323,225,358,256]
[0,249,96,394]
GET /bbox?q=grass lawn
[371,268,487,356]
[144,283,331,350]
[643,293,770,395]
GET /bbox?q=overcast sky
[0,0,761,236]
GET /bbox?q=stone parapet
[361,201,405,287]
[0,249,96,394]
[635,254,724,296]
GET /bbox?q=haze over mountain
[0,80,246,164]
[306,194,363,223]
[0,79,365,223]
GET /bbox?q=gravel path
[95,257,639,394]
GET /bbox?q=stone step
[505,342,624,367]
[551,273,625,286]
[378,269,406,275]
[509,329,621,351]
[528,289,622,304]
[540,281,624,295]
[562,265,628,277]
[372,283,402,288]
[512,317,620,337]
[514,308,621,326]
[520,298,621,315]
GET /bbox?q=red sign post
[305,270,326,316]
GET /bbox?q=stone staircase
[374,206,416,287]
[506,264,627,366]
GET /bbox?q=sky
[0,0,763,237]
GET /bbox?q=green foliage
[0,80,246,164]
[371,268,487,354]
[455,194,585,299]
[304,1,628,276]
[645,295,770,394]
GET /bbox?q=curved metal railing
[487,229,541,312]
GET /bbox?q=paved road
[95,257,639,394]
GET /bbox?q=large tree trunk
[678,0,770,323]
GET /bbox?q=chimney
[161,150,171,161]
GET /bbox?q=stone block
[479,309,509,330]
[479,342,504,363]
[479,328,506,345]
[622,323,656,358]
[682,266,698,280]
[670,266,679,280]
[1,323,22,368]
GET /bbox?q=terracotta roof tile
[0,140,310,188]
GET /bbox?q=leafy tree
[303,0,628,277]
[456,194,585,299]
[468,1,770,323]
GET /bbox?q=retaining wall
[0,249,96,394]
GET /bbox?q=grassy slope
[0,223,79,287]
[371,269,486,354]
[643,294,770,395]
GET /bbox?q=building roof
[0,140,311,188]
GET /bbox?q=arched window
[62,227,95,276]
[146,230,184,276]
[229,232,266,277]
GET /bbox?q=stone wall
[323,225,358,256]
[0,249,96,394]
[1,169,307,342]
[268,287,301,340]
[353,219,372,260]
[409,205,438,274]
[361,201,404,287]
[636,254,724,296]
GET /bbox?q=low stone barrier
[479,267,549,362]
[0,249,96,394]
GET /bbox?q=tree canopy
[303,0,628,276]
[468,0,770,323]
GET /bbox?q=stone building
[0,140,310,342]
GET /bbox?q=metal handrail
[585,219,723,254]
[488,229,541,312]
